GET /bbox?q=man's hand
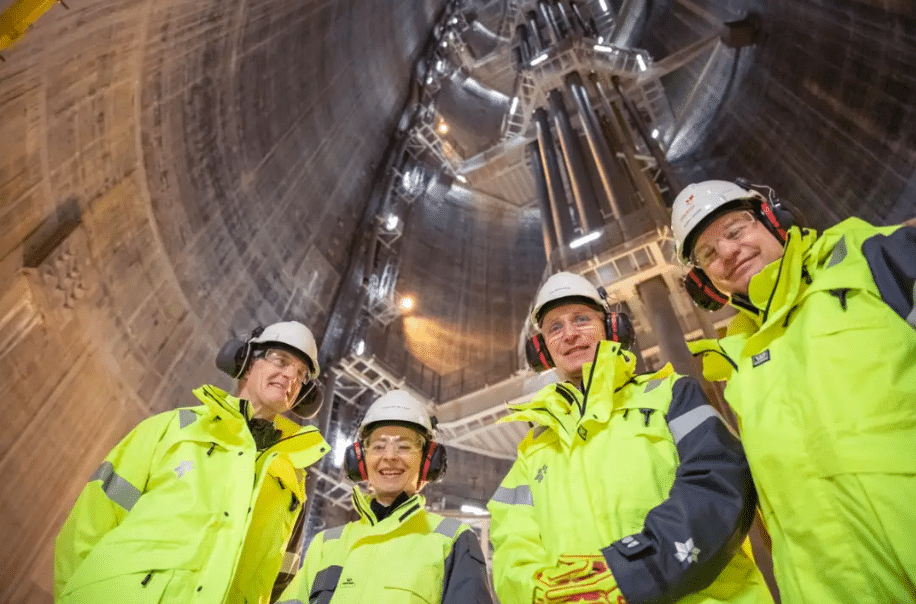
[534,554,626,603]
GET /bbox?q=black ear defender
[215,326,265,379]
[343,437,447,483]
[525,287,635,371]
[215,326,323,419]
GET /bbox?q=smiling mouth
[564,345,590,355]
[379,468,404,476]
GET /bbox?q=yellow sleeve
[487,453,548,604]
[53,412,172,598]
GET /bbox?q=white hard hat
[359,390,432,440]
[531,272,605,328]
[671,180,758,263]
[250,321,320,379]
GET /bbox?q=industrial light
[386,214,399,230]
[598,0,608,11]
[438,122,449,134]
[636,55,647,71]
[530,52,548,66]
[354,339,366,356]
[455,174,467,183]
[399,296,414,311]
[509,96,519,114]
[593,44,615,53]
[570,231,600,248]
[332,430,348,467]
[651,129,659,139]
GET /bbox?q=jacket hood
[501,342,668,448]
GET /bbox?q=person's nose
[381,442,399,460]
[716,236,742,261]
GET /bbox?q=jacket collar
[192,385,328,468]
[501,342,640,447]
[350,485,425,527]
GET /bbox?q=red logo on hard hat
[686,194,695,204]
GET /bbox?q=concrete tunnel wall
[0,0,444,600]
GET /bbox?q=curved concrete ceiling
[2,0,914,600]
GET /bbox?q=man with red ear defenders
[54,320,330,604]
[277,389,493,604]
[488,272,772,604]
[673,179,916,603]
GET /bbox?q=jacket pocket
[59,569,175,604]
[382,566,440,604]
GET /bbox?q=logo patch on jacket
[174,460,194,478]
[535,465,547,483]
[751,350,771,367]
[675,538,700,565]
[340,576,355,588]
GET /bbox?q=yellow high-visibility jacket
[489,343,773,604]
[277,488,492,603]
[54,384,329,604]
[689,220,916,602]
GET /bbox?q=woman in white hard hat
[489,272,772,604]
[278,389,493,604]
[672,179,916,603]
[55,321,330,604]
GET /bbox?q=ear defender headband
[344,435,447,484]
[214,326,324,419]
[684,179,797,311]
[525,286,636,371]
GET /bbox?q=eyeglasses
[366,437,423,457]
[258,349,309,382]
[691,211,757,268]
[543,313,602,343]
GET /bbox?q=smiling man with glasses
[672,179,916,603]
[488,271,771,604]
[278,389,493,604]
[54,320,330,604]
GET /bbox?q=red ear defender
[758,201,788,242]
[684,268,729,311]
[419,441,447,483]
[525,334,554,371]
[605,312,635,351]
[343,441,369,482]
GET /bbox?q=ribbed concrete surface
[0,0,440,600]
[1,0,914,601]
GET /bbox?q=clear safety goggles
[690,211,757,269]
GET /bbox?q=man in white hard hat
[278,389,493,604]
[488,272,773,604]
[55,321,330,604]
[672,179,916,602]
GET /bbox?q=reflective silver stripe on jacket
[435,517,463,538]
[644,378,664,393]
[178,408,197,428]
[827,236,848,268]
[491,484,534,506]
[90,461,142,511]
[275,600,306,604]
[667,405,722,445]
[323,525,345,541]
